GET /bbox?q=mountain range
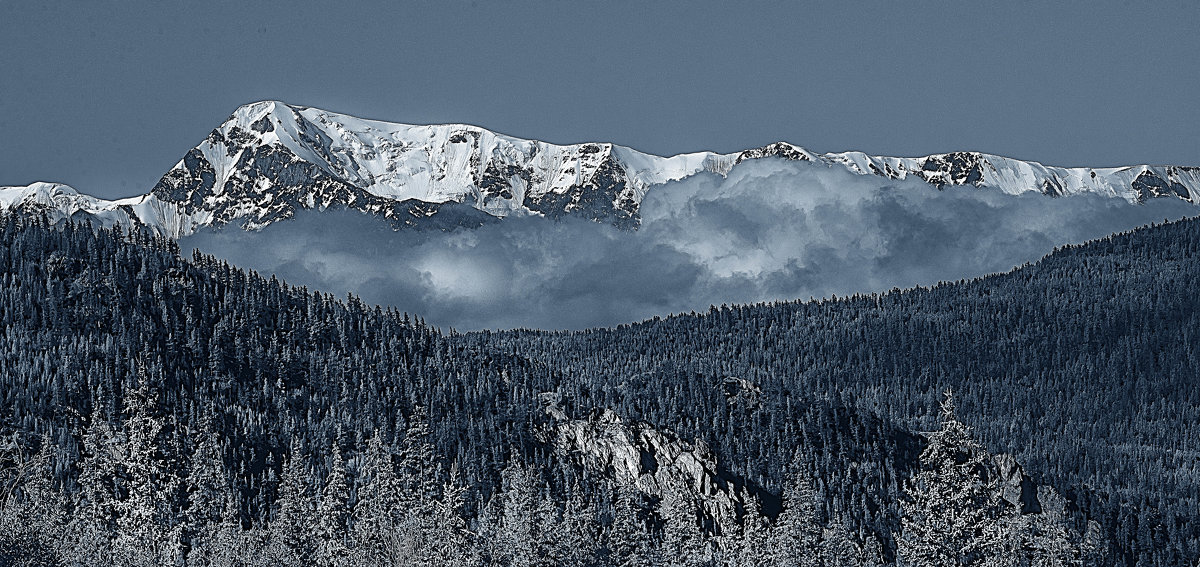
[3,100,1198,237]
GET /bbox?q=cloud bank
[182,159,1198,330]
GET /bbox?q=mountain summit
[3,101,1198,236]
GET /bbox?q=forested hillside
[0,211,1196,566]
[477,216,1200,565]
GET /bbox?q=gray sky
[3,0,1198,200]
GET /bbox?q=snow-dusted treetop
[3,101,1198,237]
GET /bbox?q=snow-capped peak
[3,102,1197,237]
[0,182,132,224]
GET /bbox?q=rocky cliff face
[540,402,759,533]
[993,453,1041,514]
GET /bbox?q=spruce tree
[765,471,823,567]
[351,430,400,564]
[114,380,178,566]
[898,390,1004,567]
[658,480,707,567]
[606,481,654,567]
[316,442,350,567]
[185,425,229,563]
[268,444,315,566]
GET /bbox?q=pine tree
[198,489,249,567]
[550,479,601,567]
[113,381,178,567]
[1081,520,1110,567]
[268,444,315,566]
[26,436,68,539]
[185,424,230,564]
[397,410,440,509]
[488,461,555,567]
[898,390,1004,567]
[367,416,470,567]
[0,436,66,566]
[820,521,886,567]
[71,405,122,563]
[991,486,1081,567]
[429,463,479,567]
[725,497,770,567]
[351,430,400,564]
[605,481,654,567]
[765,471,823,567]
[316,442,350,567]
[658,480,707,567]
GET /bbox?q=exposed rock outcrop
[540,400,758,533]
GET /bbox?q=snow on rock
[6,101,1199,237]
[146,100,704,233]
[0,182,149,228]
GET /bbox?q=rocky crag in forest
[0,212,1197,565]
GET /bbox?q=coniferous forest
[0,211,1197,566]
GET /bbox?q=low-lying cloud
[182,159,1198,330]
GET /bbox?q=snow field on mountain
[4,101,1198,239]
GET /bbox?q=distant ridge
[3,100,1197,236]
